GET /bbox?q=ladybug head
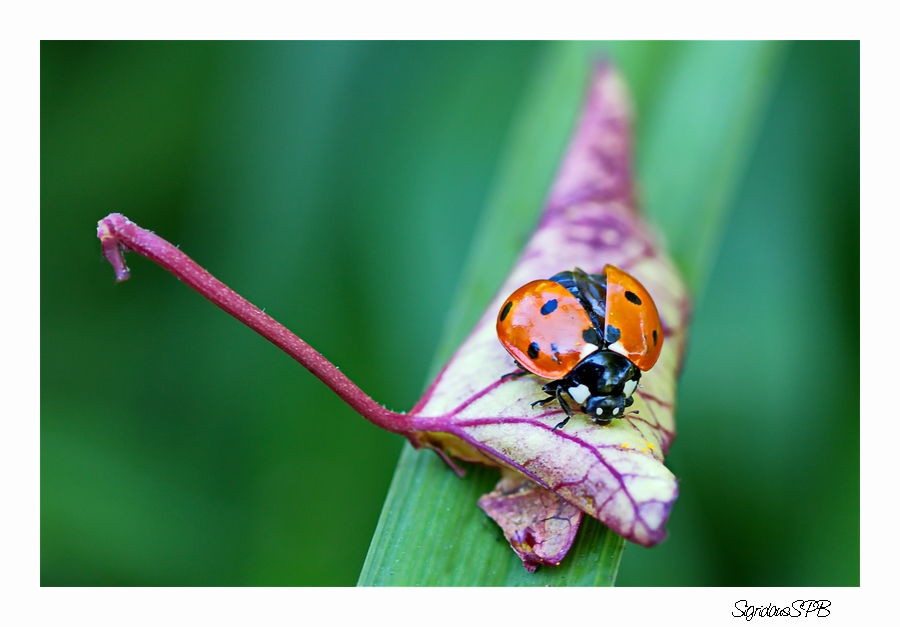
[562,350,641,423]
[583,392,634,423]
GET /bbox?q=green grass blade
[638,40,789,297]
[359,40,787,587]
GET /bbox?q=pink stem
[97,213,414,435]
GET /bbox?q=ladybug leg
[552,388,575,431]
[530,395,556,408]
[531,386,574,430]
[556,387,574,416]
[501,360,530,381]
[531,382,558,409]
[531,380,561,409]
[501,369,529,381]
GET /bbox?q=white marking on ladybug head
[623,379,637,398]
[579,342,599,360]
[568,384,590,405]
[612,406,620,416]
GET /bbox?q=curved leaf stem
[97,213,414,436]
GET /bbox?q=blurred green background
[41,41,859,586]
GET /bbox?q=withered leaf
[405,63,690,564]
[477,468,583,572]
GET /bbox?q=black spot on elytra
[624,290,642,306]
[540,299,558,315]
[653,329,659,346]
[606,325,621,344]
[500,301,513,322]
[582,327,601,346]
[527,342,540,359]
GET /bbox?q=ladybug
[496,265,663,430]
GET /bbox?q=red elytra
[496,265,663,380]
[496,280,596,380]
[603,265,663,371]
